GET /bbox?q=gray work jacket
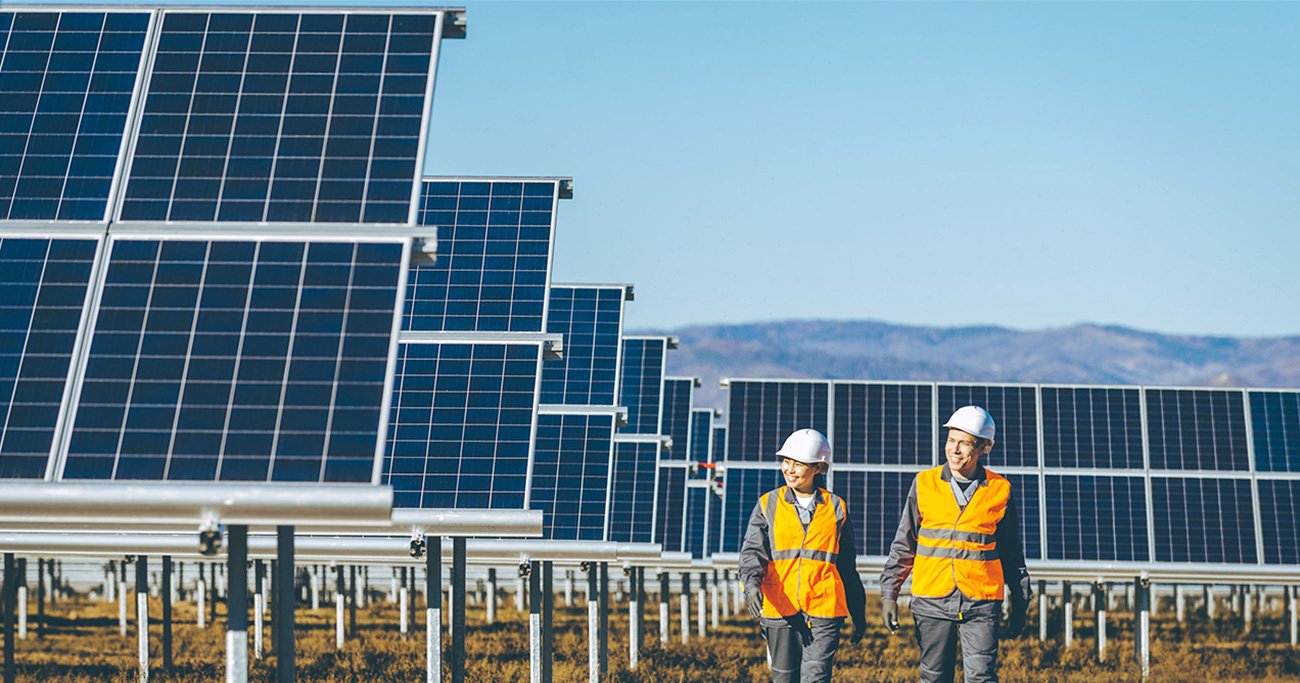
[879,463,1032,621]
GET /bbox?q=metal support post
[1244,584,1253,634]
[658,572,669,643]
[1136,576,1150,681]
[37,558,45,639]
[628,567,641,671]
[335,565,345,649]
[1175,584,1184,624]
[542,562,554,683]
[426,535,442,683]
[529,561,542,683]
[120,561,129,636]
[162,557,173,670]
[680,573,690,644]
[451,537,466,683]
[586,565,598,683]
[1206,584,1216,620]
[210,562,218,626]
[516,575,525,612]
[15,559,25,641]
[486,568,497,624]
[1093,582,1107,663]
[598,563,609,679]
[409,563,419,641]
[136,556,150,683]
[275,526,295,683]
[253,561,264,659]
[565,570,574,607]
[1063,581,1073,648]
[400,567,409,637]
[710,569,720,630]
[1289,585,1297,647]
[348,566,357,638]
[1038,579,1048,641]
[227,527,249,683]
[3,553,16,683]
[696,572,706,638]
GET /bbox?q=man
[738,429,868,683]
[880,406,1031,683]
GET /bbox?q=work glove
[850,620,868,644]
[745,588,764,621]
[1004,603,1027,638]
[881,597,900,634]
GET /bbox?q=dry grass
[6,590,1300,681]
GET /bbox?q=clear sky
[424,1,1300,338]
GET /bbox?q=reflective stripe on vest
[757,486,849,618]
[911,466,1010,601]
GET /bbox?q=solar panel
[725,379,829,462]
[1045,474,1149,562]
[655,464,686,552]
[1257,478,1300,565]
[683,484,708,558]
[59,237,405,483]
[718,467,781,553]
[406,179,559,333]
[835,470,911,557]
[689,408,711,463]
[1248,390,1300,472]
[1041,386,1143,468]
[833,382,933,466]
[607,439,658,544]
[383,341,541,509]
[1003,472,1042,561]
[617,337,666,435]
[539,285,624,406]
[1145,388,1249,471]
[118,10,443,224]
[0,10,150,221]
[529,411,614,541]
[1151,476,1257,563]
[660,377,693,459]
[0,236,98,479]
[707,425,726,554]
[937,384,1038,468]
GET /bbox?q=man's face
[781,457,822,494]
[944,428,991,479]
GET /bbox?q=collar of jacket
[940,462,988,486]
[781,486,825,510]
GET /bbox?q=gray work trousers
[761,616,843,683]
[914,612,999,683]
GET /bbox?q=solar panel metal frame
[618,334,670,436]
[49,225,414,485]
[0,7,158,226]
[107,7,457,229]
[541,282,629,407]
[532,404,620,542]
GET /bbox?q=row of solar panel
[1,8,446,224]
[723,379,1300,471]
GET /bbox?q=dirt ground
[5,587,1300,681]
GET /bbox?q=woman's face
[781,457,822,494]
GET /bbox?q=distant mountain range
[638,320,1300,411]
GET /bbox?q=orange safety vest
[757,486,849,619]
[911,465,1009,601]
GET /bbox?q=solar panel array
[716,379,1300,568]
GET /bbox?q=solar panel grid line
[0,9,153,222]
[1239,390,1267,564]
[1137,381,1157,564]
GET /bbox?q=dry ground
[5,588,1300,681]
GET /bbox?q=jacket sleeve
[996,489,1033,608]
[837,503,867,626]
[737,498,770,595]
[879,477,920,601]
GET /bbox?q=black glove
[745,588,764,621]
[1004,603,1027,638]
[881,597,900,634]
[850,620,868,644]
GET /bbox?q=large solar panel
[726,379,829,462]
[607,439,658,544]
[1248,390,1300,473]
[60,236,405,483]
[404,179,560,333]
[660,377,693,460]
[1041,386,1143,468]
[655,464,686,552]
[0,235,98,478]
[0,10,150,221]
[833,382,933,466]
[1145,388,1249,471]
[1257,479,1300,565]
[937,384,1038,468]
[718,467,781,553]
[383,342,541,508]
[617,337,666,435]
[1045,474,1149,561]
[530,411,615,541]
[1151,476,1257,563]
[118,10,444,224]
[539,285,624,406]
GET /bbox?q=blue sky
[425,1,1300,337]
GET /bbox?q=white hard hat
[943,406,996,441]
[776,429,832,466]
